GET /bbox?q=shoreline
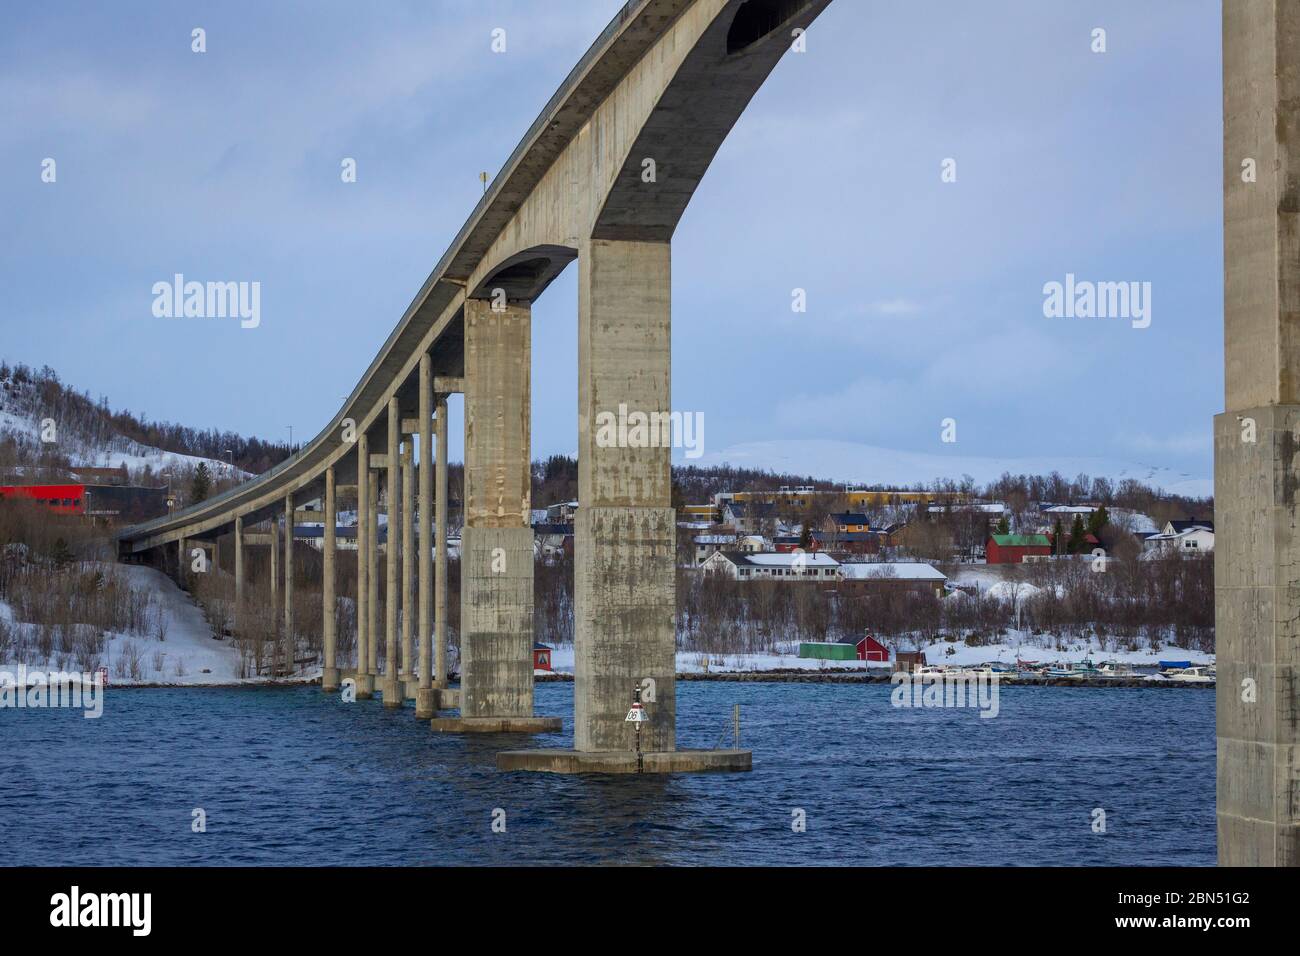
[12,671,1213,691]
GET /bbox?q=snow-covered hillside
[0,372,245,481]
[0,407,235,477]
[688,439,1212,498]
[0,564,310,686]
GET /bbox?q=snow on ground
[538,631,1213,675]
[0,564,306,686]
[984,580,1042,602]
[914,629,1212,668]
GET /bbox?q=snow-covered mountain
[687,439,1212,498]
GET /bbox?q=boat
[1044,659,1101,679]
[1169,665,1215,684]
[1095,661,1136,678]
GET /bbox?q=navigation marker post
[625,683,647,773]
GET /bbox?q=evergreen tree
[1087,505,1109,536]
[996,514,1009,535]
[50,536,73,569]
[1067,514,1087,554]
[191,462,212,503]
[1052,518,1064,555]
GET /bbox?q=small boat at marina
[1169,665,1215,683]
[1045,659,1101,679]
[1095,661,1137,678]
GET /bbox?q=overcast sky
[1,0,1221,479]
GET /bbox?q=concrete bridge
[114,0,1299,858]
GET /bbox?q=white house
[1144,525,1214,554]
[693,533,737,565]
[701,550,840,580]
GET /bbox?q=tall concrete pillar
[435,395,449,690]
[322,464,339,693]
[283,493,294,676]
[401,439,414,680]
[356,432,373,699]
[234,514,244,638]
[1218,0,1300,866]
[459,297,535,719]
[270,521,278,601]
[367,459,380,678]
[416,354,436,717]
[384,397,402,708]
[177,536,186,587]
[574,238,676,753]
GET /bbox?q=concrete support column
[435,395,449,690]
[177,536,186,587]
[234,515,244,638]
[384,397,402,708]
[574,238,676,753]
[270,521,278,602]
[283,493,294,676]
[1218,0,1300,866]
[367,459,380,678]
[401,439,414,680]
[322,465,339,693]
[356,432,373,699]
[459,297,534,719]
[416,354,436,717]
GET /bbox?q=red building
[986,533,1052,564]
[533,643,553,671]
[0,484,87,515]
[0,484,168,522]
[854,633,889,662]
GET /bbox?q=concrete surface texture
[1217,0,1300,866]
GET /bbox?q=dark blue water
[1,682,1214,865]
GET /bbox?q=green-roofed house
[986,533,1053,564]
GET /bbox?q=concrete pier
[383,398,402,708]
[436,296,558,734]
[434,392,449,690]
[355,432,373,699]
[401,439,414,680]
[322,465,339,693]
[574,239,678,753]
[416,353,436,718]
[269,521,277,601]
[283,493,294,676]
[233,514,243,638]
[367,461,379,679]
[1217,0,1300,866]
[500,239,747,770]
